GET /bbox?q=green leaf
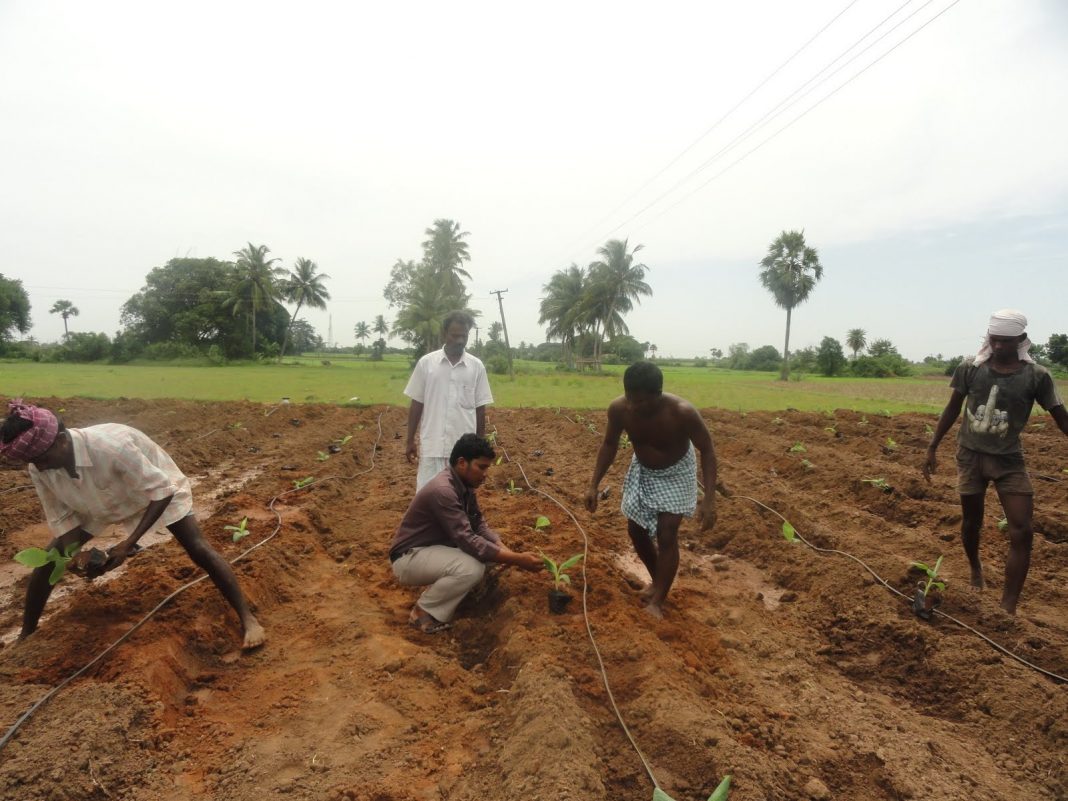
[652,788,676,801]
[14,548,51,568]
[911,561,931,573]
[232,530,251,543]
[534,515,551,530]
[782,521,797,542]
[63,541,83,558]
[495,455,503,466]
[49,559,67,585]
[558,553,584,572]
[931,581,946,591]
[708,775,732,801]
[558,573,571,585]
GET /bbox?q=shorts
[955,447,1033,496]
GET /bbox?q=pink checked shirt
[28,424,193,537]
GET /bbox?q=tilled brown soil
[0,398,1066,801]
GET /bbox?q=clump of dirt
[1,399,1067,800]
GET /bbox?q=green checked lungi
[621,444,697,537]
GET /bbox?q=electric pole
[490,289,514,379]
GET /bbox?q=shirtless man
[585,362,718,617]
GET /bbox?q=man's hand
[584,488,599,514]
[922,447,937,483]
[103,541,133,572]
[405,442,418,464]
[699,497,717,531]
[513,552,544,572]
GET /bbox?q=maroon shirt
[390,466,502,563]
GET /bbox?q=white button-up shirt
[403,348,494,458]
[29,424,193,537]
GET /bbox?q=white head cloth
[974,309,1033,366]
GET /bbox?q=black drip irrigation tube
[0,411,387,753]
[555,411,1067,685]
[726,490,1067,684]
[562,409,1067,684]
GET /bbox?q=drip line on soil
[727,491,1067,684]
[557,410,1065,683]
[497,434,665,795]
[0,412,387,753]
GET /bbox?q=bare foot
[999,597,1018,616]
[970,566,985,590]
[642,601,664,619]
[242,618,266,650]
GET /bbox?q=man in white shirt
[0,400,266,650]
[404,311,494,490]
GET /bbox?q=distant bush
[692,358,708,367]
[58,332,111,362]
[943,355,965,376]
[487,355,510,375]
[852,354,912,377]
[142,342,203,360]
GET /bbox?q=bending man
[586,362,718,618]
[0,400,266,649]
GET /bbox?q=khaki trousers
[391,545,485,622]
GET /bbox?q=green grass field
[2,357,1066,414]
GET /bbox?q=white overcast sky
[2,0,1066,360]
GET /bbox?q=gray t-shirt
[950,361,1063,455]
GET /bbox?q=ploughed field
[0,399,1066,801]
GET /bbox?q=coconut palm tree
[586,239,651,364]
[758,230,823,381]
[373,314,389,341]
[231,243,285,355]
[49,299,79,338]
[278,257,330,361]
[422,219,472,296]
[846,328,867,360]
[538,264,588,368]
[353,321,371,355]
[392,266,460,355]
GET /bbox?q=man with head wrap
[923,310,1068,614]
[0,401,266,648]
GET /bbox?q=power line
[639,0,963,231]
[559,0,863,257]
[576,0,961,254]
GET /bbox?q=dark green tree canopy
[0,274,31,342]
[121,257,288,358]
[817,336,847,376]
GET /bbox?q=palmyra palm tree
[231,243,285,355]
[846,328,867,360]
[49,299,79,338]
[758,230,823,381]
[278,257,330,360]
